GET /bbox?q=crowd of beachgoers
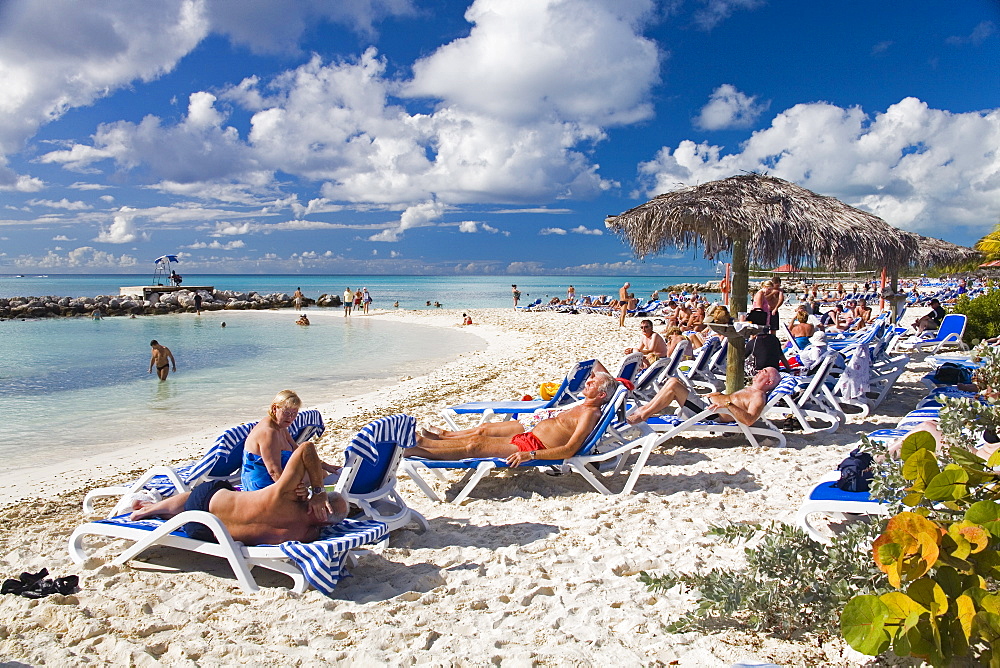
[0,274,991,665]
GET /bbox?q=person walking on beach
[343,287,355,317]
[361,287,372,314]
[618,282,631,327]
[148,340,176,381]
[293,288,304,312]
[511,285,521,309]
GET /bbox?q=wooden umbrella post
[726,238,749,394]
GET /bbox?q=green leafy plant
[640,520,887,637]
[951,290,1000,346]
[841,430,1000,665]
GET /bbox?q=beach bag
[835,448,874,492]
[747,308,769,326]
[934,362,972,386]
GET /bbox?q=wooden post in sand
[726,239,749,394]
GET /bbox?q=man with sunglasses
[625,319,668,368]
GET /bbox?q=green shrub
[951,290,1000,345]
[841,431,1000,665]
[639,520,888,637]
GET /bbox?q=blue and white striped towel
[344,414,416,464]
[279,518,388,595]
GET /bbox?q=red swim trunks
[510,432,546,452]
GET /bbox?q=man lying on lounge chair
[625,367,781,426]
[130,441,348,545]
[408,372,618,467]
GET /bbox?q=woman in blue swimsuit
[241,390,339,491]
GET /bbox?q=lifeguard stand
[152,255,180,286]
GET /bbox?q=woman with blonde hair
[241,390,340,492]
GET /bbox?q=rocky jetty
[0,289,346,319]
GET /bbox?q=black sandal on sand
[2,569,79,598]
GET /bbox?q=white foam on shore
[0,303,926,665]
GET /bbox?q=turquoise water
[0,273,720,473]
[0,311,484,472]
[0,274,717,307]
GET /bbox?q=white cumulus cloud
[638,97,1000,235]
[28,198,92,210]
[405,0,659,127]
[94,206,149,243]
[695,84,769,130]
[370,200,444,241]
[458,220,506,235]
[185,239,245,250]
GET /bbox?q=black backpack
[836,448,874,492]
[747,308,769,326]
[934,362,972,386]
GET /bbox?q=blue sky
[0,0,998,275]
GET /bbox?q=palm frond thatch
[904,233,982,268]
[604,174,917,272]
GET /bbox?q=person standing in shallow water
[343,287,354,317]
[512,284,521,309]
[148,340,176,381]
[293,287,304,312]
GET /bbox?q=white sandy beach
[0,303,933,665]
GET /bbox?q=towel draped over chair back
[279,518,388,596]
[341,414,416,495]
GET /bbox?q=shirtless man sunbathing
[130,441,348,546]
[626,367,781,426]
[408,372,618,467]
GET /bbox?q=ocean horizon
[0,273,719,308]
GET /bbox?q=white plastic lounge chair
[631,350,684,403]
[334,414,429,541]
[439,359,596,430]
[615,352,645,387]
[898,313,968,353]
[403,386,643,503]
[641,372,800,449]
[761,357,844,434]
[68,512,387,595]
[678,337,723,392]
[794,470,889,544]
[83,409,326,517]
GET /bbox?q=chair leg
[400,461,443,503]
[451,462,496,504]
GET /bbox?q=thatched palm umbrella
[605,173,917,392]
[904,233,982,269]
[885,232,982,318]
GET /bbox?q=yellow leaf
[955,594,976,642]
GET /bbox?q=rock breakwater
[0,289,348,319]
